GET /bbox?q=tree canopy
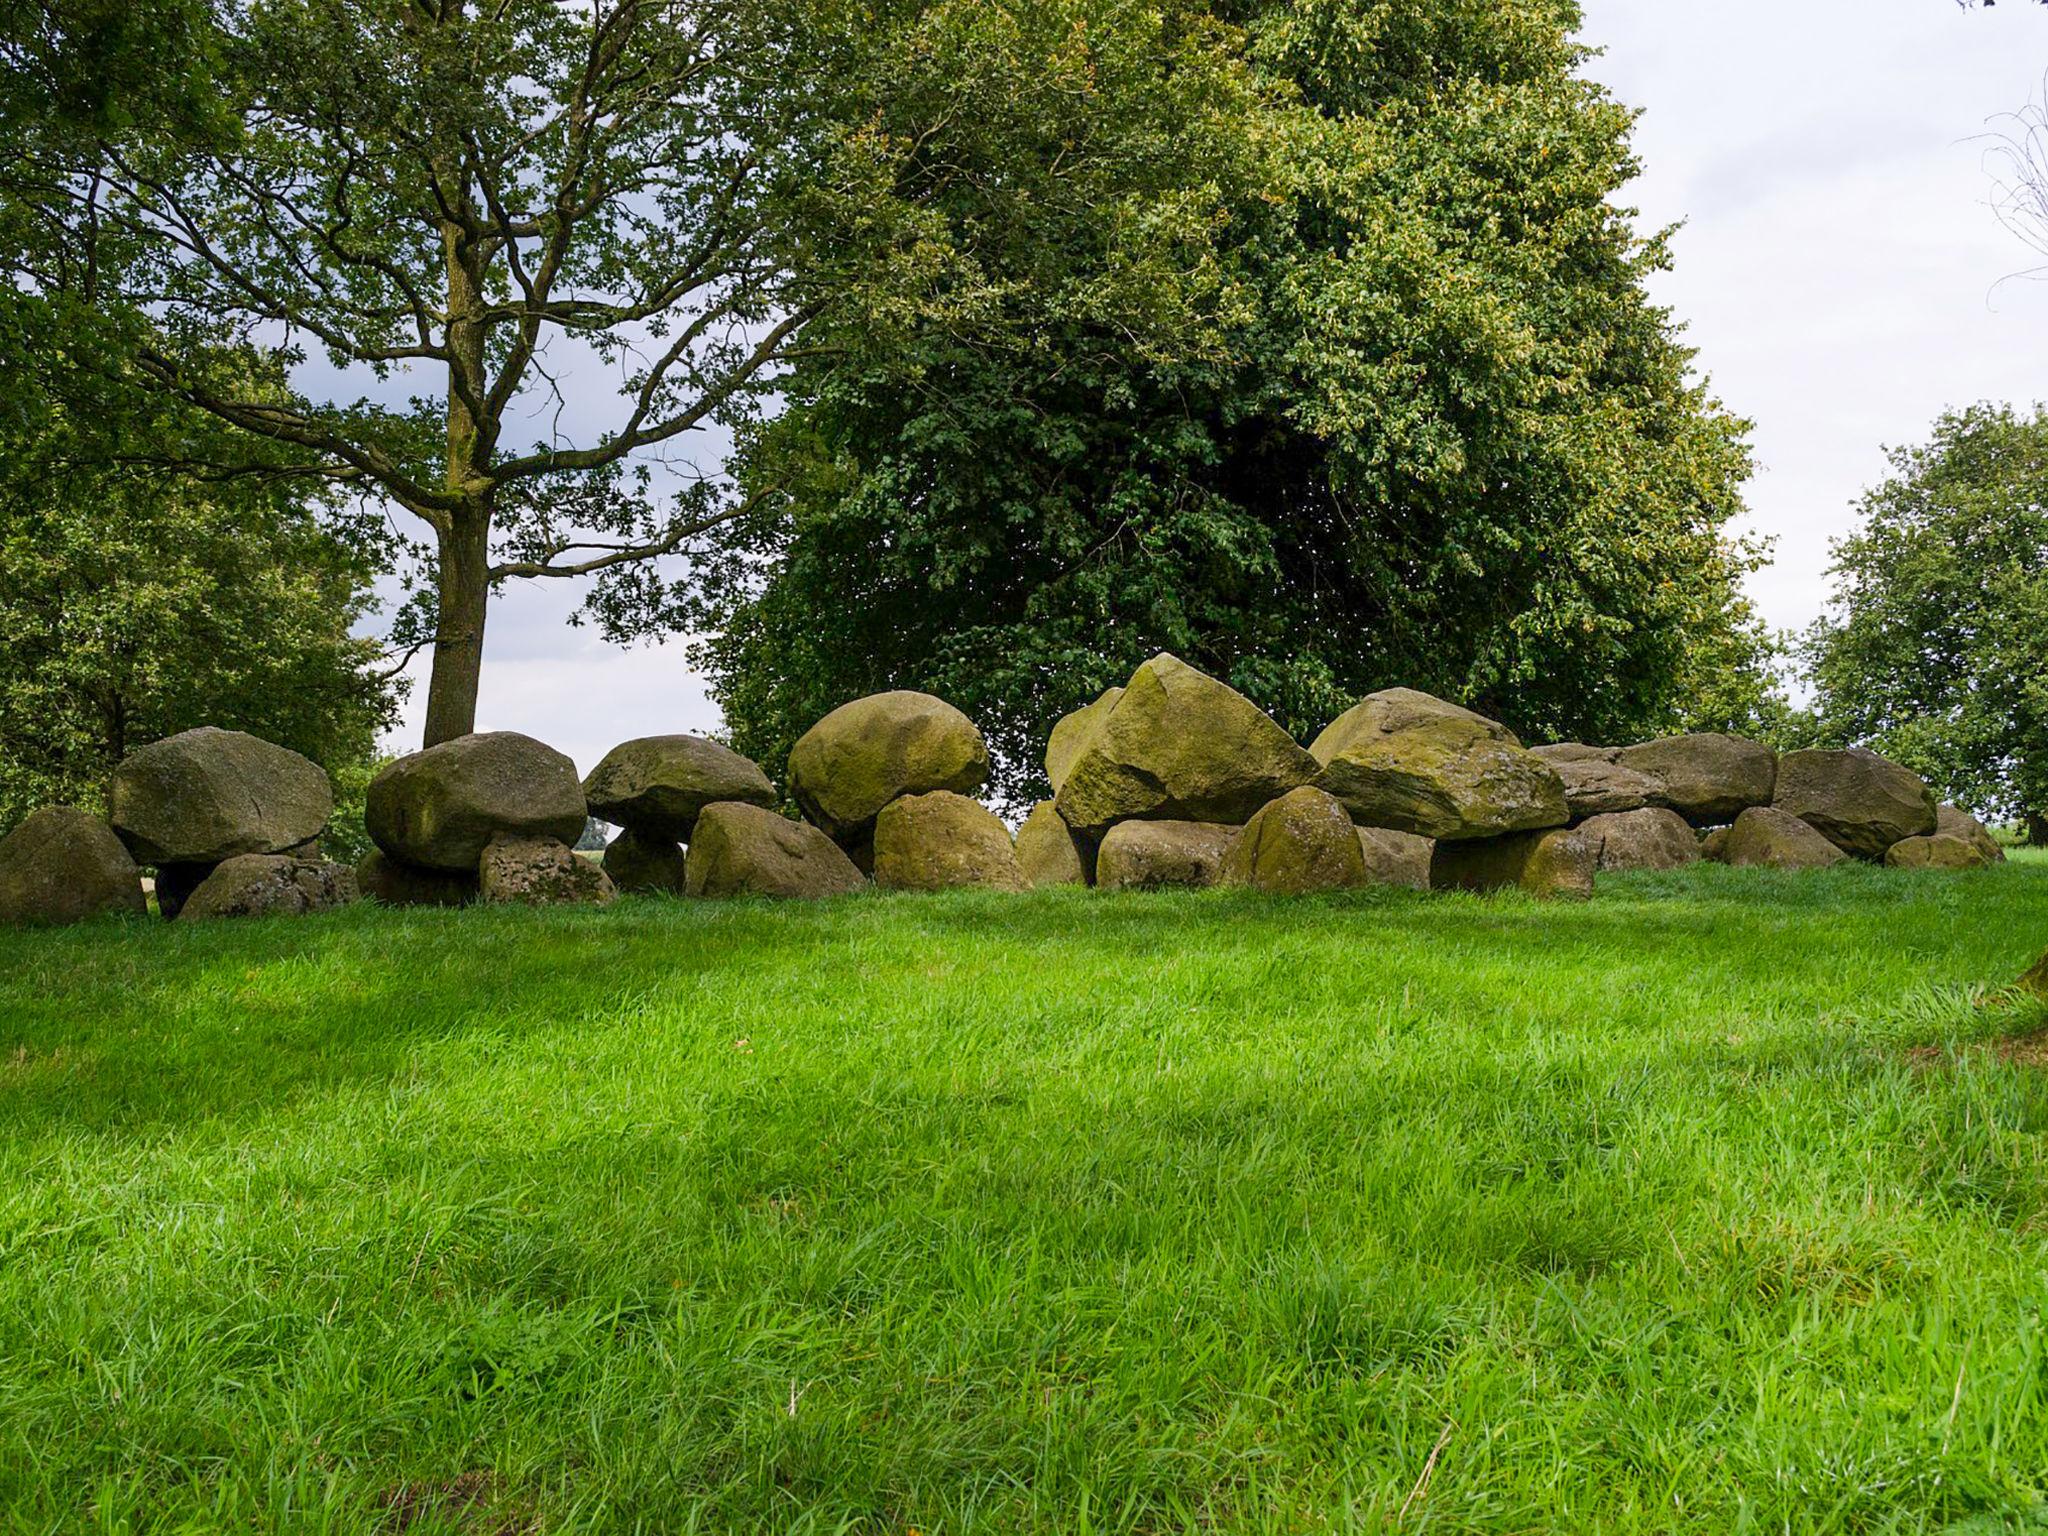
[700,0,1773,800]
[1805,404,2048,841]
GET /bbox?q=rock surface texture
[788,692,990,845]
[1055,655,1316,837]
[0,807,146,925]
[1714,807,1848,870]
[601,829,688,894]
[1936,805,2005,865]
[1094,820,1239,891]
[180,854,357,920]
[110,727,332,864]
[1430,828,1593,900]
[1884,834,1989,870]
[1355,827,1434,890]
[582,735,775,842]
[872,792,1028,893]
[1014,801,1091,888]
[1613,734,1777,826]
[1220,787,1368,894]
[1045,689,1124,796]
[478,834,617,907]
[367,732,587,872]
[1312,689,1567,841]
[1530,744,1661,820]
[1575,808,1701,873]
[684,803,866,900]
[1772,747,1937,860]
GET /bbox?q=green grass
[4,858,2048,1534]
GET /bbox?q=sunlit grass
[2,856,2046,1532]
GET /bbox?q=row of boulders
[0,652,2016,925]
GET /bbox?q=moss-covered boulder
[1311,689,1566,841]
[110,727,332,865]
[179,854,357,920]
[1529,744,1660,820]
[1431,828,1593,900]
[0,807,146,926]
[685,802,866,900]
[1772,747,1936,860]
[354,850,477,908]
[478,834,617,907]
[788,692,990,845]
[601,828,688,894]
[1576,808,1701,873]
[1356,827,1433,890]
[582,735,774,842]
[1054,655,1315,837]
[1045,688,1123,795]
[1714,807,1847,870]
[1615,734,1776,826]
[367,732,587,872]
[2024,950,2048,1000]
[1014,800,1091,887]
[1094,819,1238,890]
[872,791,1027,893]
[1884,834,1992,870]
[1220,787,1367,894]
[1936,805,2005,865]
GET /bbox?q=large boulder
[1311,689,1567,841]
[684,802,866,900]
[601,828,688,895]
[1575,808,1701,873]
[1884,834,1992,871]
[1772,747,1936,860]
[367,732,587,872]
[1094,819,1239,891]
[1356,827,1433,890]
[873,791,1027,893]
[581,735,774,842]
[1937,805,2005,865]
[179,854,357,920]
[788,692,990,845]
[110,727,332,864]
[354,850,477,908]
[0,807,146,926]
[1220,787,1368,894]
[1054,655,1315,837]
[1014,800,1091,888]
[1529,744,1661,820]
[478,834,617,907]
[1614,734,1777,826]
[1045,688,1124,796]
[1431,828,1593,900]
[1714,807,1848,870]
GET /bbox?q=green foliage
[704,0,1769,796]
[1,864,2046,1527]
[1806,404,2048,833]
[0,370,396,836]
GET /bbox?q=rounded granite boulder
[1093,820,1239,891]
[1311,689,1566,842]
[367,732,587,873]
[1013,800,1091,888]
[1054,655,1316,838]
[179,854,357,920]
[1575,807,1701,873]
[478,834,617,907]
[873,791,1027,893]
[1613,734,1777,827]
[684,802,866,900]
[1772,747,1936,860]
[1220,786,1367,894]
[1936,805,2005,865]
[1714,807,1848,870]
[788,692,991,846]
[110,727,332,865]
[0,807,146,926]
[582,735,774,842]
[1884,834,1991,871]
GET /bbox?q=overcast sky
[385,0,2048,772]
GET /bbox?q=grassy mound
[3,859,2047,1531]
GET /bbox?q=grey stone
[582,735,774,842]
[873,791,1028,892]
[367,732,587,872]
[478,834,617,907]
[1220,786,1368,893]
[0,807,146,926]
[110,727,332,864]
[684,802,866,900]
[179,854,357,920]
[1615,734,1777,826]
[1355,827,1433,890]
[1014,800,1091,887]
[1312,689,1567,840]
[602,828,688,894]
[1772,747,1937,860]
[1576,807,1702,873]
[1714,807,1848,870]
[1093,820,1239,891]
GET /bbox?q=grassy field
[3,858,2048,1534]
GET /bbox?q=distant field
[2,858,2047,1533]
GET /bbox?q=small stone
[873,791,1028,892]
[602,828,689,894]
[179,855,357,920]
[1093,820,1239,891]
[1715,807,1848,870]
[1884,834,1991,870]
[1014,800,1091,887]
[1220,787,1368,894]
[0,807,146,926]
[477,834,617,907]
[1576,807,1702,873]
[1936,805,2005,865]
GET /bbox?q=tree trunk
[2029,812,2048,848]
[421,512,490,746]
